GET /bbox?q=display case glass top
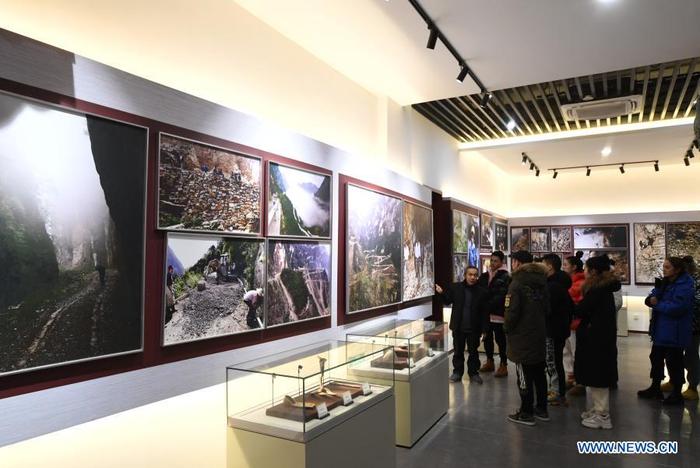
[226,341,394,442]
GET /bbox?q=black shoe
[637,386,663,400]
[663,393,684,406]
[507,411,535,426]
[469,374,483,385]
[449,373,462,382]
[535,408,550,421]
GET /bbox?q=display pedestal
[350,352,449,447]
[227,392,396,468]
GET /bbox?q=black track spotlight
[586,167,591,176]
[521,153,528,165]
[687,149,695,159]
[654,161,659,172]
[456,64,469,83]
[553,170,558,179]
[619,164,625,174]
[480,92,492,108]
[535,168,540,177]
[529,162,535,171]
[426,26,438,50]
[685,156,691,166]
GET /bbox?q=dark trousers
[453,330,481,377]
[484,322,507,364]
[650,344,684,394]
[546,337,567,397]
[516,361,548,415]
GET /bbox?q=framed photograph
[452,209,470,253]
[511,227,530,252]
[494,221,508,252]
[453,255,471,282]
[402,202,435,301]
[0,92,146,376]
[267,161,331,238]
[573,225,628,249]
[480,212,494,249]
[531,227,551,252]
[266,239,331,327]
[163,234,265,346]
[666,222,700,260]
[346,184,402,314]
[480,254,492,274]
[158,133,262,235]
[634,223,666,285]
[579,250,631,284]
[551,226,573,253]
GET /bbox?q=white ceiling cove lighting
[601,146,612,157]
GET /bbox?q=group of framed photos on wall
[452,207,508,281]
[633,222,700,285]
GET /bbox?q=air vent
[560,95,644,121]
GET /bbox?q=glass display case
[226,341,394,442]
[346,319,448,381]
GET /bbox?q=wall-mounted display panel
[266,239,331,327]
[579,250,630,284]
[551,226,573,253]
[346,184,402,314]
[158,133,262,235]
[452,255,470,282]
[267,162,331,239]
[530,227,551,252]
[494,221,508,252]
[480,212,493,250]
[452,210,479,266]
[573,225,628,249]
[666,222,700,261]
[510,227,530,252]
[402,202,434,302]
[633,223,666,285]
[163,234,265,346]
[0,91,146,375]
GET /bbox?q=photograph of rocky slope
[573,225,627,249]
[551,227,572,253]
[267,162,331,238]
[346,185,402,313]
[163,234,264,345]
[0,93,145,374]
[634,223,666,284]
[580,250,630,284]
[158,134,261,234]
[266,240,331,326]
[402,202,434,301]
[666,222,700,261]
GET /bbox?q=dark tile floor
[398,334,700,468]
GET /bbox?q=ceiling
[469,123,695,174]
[234,0,700,106]
[414,57,700,142]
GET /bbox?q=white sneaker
[582,413,613,430]
[580,409,594,420]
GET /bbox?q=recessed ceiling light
[506,119,516,131]
[601,146,612,157]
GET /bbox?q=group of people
[436,249,700,430]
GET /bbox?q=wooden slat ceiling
[413,57,700,143]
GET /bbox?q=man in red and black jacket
[478,251,511,377]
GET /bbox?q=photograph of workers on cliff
[346,184,402,313]
[402,202,434,301]
[163,234,265,345]
[266,240,331,327]
[0,92,146,375]
[158,133,261,234]
[267,162,331,238]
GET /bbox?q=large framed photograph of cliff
[573,224,628,249]
[158,133,262,235]
[634,223,666,285]
[266,239,331,327]
[346,184,402,314]
[267,161,331,238]
[0,92,146,375]
[402,202,434,301]
[163,234,265,346]
[666,222,700,261]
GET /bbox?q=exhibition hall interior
[1,1,700,467]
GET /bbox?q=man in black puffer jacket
[478,251,511,377]
[542,254,574,406]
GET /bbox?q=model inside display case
[346,319,447,378]
[227,341,394,442]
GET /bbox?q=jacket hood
[512,262,548,288]
[582,270,621,295]
[549,269,573,290]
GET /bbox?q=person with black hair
[436,266,487,384]
[478,250,511,377]
[638,257,695,405]
[576,254,621,429]
[681,256,700,400]
[542,254,574,406]
[504,251,551,426]
[563,251,586,394]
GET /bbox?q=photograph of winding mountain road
[0,92,146,374]
[267,162,331,238]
